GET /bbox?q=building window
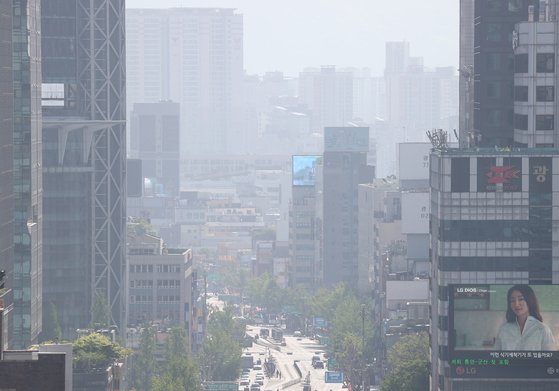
[536,86,554,102]
[486,0,502,12]
[514,85,528,101]
[536,115,554,130]
[487,53,501,71]
[514,54,528,73]
[514,113,528,130]
[536,53,555,73]
[487,82,501,98]
[486,23,502,43]
[508,0,522,12]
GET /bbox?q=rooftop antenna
[426,129,449,151]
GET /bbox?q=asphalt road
[241,326,346,391]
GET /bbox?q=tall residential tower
[126,8,243,157]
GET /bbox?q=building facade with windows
[513,6,559,147]
[11,0,42,349]
[41,0,126,338]
[130,101,180,198]
[430,148,559,391]
[126,8,243,156]
[127,233,193,336]
[461,0,540,148]
[322,127,374,286]
[0,0,14,349]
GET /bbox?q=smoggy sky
[126,0,459,77]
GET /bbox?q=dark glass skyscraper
[0,0,14,349]
[461,0,539,147]
[322,127,373,286]
[11,0,42,349]
[41,0,126,338]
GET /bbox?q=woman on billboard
[495,285,556,351]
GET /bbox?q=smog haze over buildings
[128,0,459,76]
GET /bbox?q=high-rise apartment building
[430,149,559,391]
[385,42,459,144]
[11,0,42,349]
[322,127,373,286]
[460,0,539,147]
[298,66,354,133]
[126,8,243,156]
[41,0,126,338]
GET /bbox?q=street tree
[386,332,429,370]
[381,332,429,391]
[91,291,111,328]
[381,359,429,391]
[152,328,202,391]
[73,332,130,371]
[132,327,156,391]
[198,311,242,381]
[40,300,62,342]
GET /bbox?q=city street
[242,326,346,391]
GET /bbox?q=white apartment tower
[126,8,244,157]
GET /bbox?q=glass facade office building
[41,0,126,337]
[0,0,14,349]
[10,0,43,349]
[460,0,539,147]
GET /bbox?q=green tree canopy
[91,291,111,328]
[381,359,429,391]
[198,311,242,381]
[150,328,202,391]
[381,332,429,391]
[73,332,130,371]
[133,327,156,391]
[386,332,429,370]
[40,301,62,343]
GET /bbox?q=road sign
[325,371,344,383]
[205,382,238,391]
[327,357,339,370]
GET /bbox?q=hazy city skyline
[126,0,459,76]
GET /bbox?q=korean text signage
[206,382,238,391]
[477,157,521,192]
[325,371,344,383]
[530,157,552,193]
[448,284,559,379]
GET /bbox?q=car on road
[293,330,302,337]
[250,384,261,391]
[311,355,321,365]
[312,360,324,369]
[240,378,250,386]
[253,364,262,370]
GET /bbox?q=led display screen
[292,155,320,186]
[449,284,559,379]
